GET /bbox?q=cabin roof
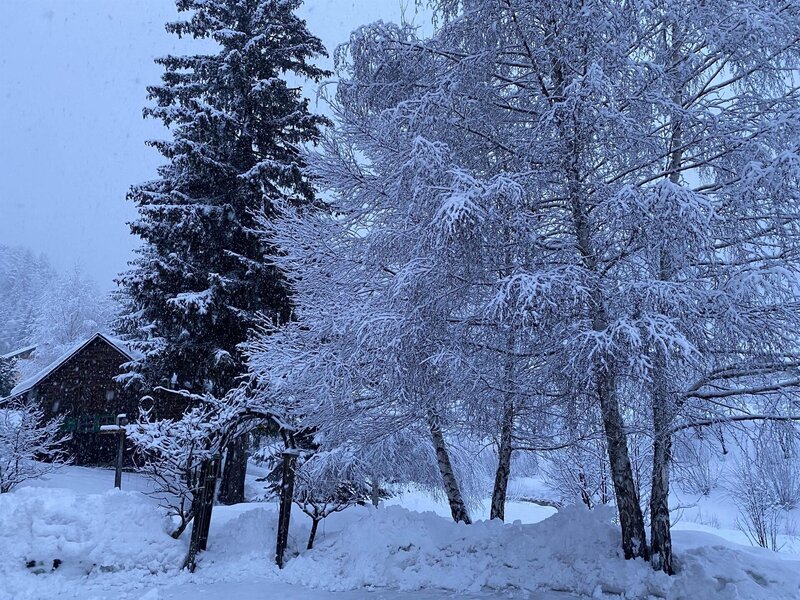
[0,345,37,361]
[5,333,142,400]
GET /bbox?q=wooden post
[197,456,220,552]
[184,455,220,572]
[275,449,297,568]
[114,413,128,489]
[100,414,129,490]
[114,429,125,489]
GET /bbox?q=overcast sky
[0,0,425,290]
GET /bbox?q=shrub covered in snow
[0,398,70,493]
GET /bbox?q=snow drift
[0,486,185,599]
[279,504,800,599]
[2,482,800,599]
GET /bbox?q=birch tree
[246,0,800,571]
[420,0,800,569]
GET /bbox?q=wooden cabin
[4,333,144,465]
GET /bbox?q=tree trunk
[307,518,319,550]
[490,398,514,521]
[650,354,674,574]
[275,450,297,568]
[649,21,684,575]
[650,417,673,573]
[218,437,248,505]
[370,479,380,508]
[171,510,193,539]
[569,184,649,560]
[184,456,220,572]
[490,326,516,522]
[427,410,471,524]
[597,368,649,561]
[578,471,593,508]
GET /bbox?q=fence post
[114,414,128,489]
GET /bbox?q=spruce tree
[0,358,17,398]
[116,0,329,512]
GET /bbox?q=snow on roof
[0,345,37,361]
[6,333,143,400]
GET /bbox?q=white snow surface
[1,466,799,600]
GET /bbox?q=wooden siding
[21,337,185,465]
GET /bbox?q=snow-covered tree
[243,15,565,524]
[0,358,16,398]
[0,249,111,381]
[128,405,217,539]
[255,442,374,549]
[398,0,800,573]
[245,0,800,574]
[0,397,69,493]
[293,457,371,550]
[115,0,330,515]
[23,265,114,375]
[0,245,54,355]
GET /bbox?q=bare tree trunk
[490,325,516,522]
[307,518,319,550]
[218,437,248,505]
[275,450,297,568]
[597,365,649,560]
[578,471,593,508]
[570,181,649,560]
[509,13,651,558]
[650,405,673,574]
[650,342,675,573]
[490,398,514,521]
[644,15,691,572]
[648,21,685,574]
[427,410,471,524]
[370,479,380,507]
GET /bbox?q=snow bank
[3,478,800,600]
[0,486,185,599]
[280,504,800,600]
[197,505,284,579]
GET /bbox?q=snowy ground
[1,466,799,600]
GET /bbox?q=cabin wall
[30,338,141,465]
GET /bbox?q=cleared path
[155,580,582,600]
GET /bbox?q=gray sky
[0,0,423,290]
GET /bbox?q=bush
[729,443,795,552]
[673,432,724,496]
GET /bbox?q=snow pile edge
[279,504,800,600]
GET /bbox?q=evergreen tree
[116,0,329,520]
[0,358,16,398]
[0,245,54,355]
[26,265,114,375]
